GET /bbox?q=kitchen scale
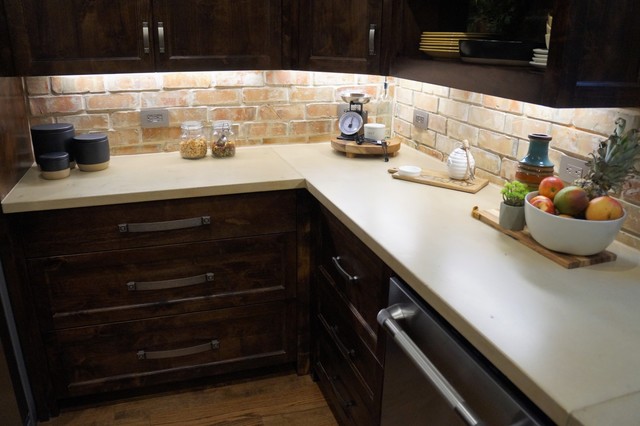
[337,92,370,141]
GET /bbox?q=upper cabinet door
[5,0,154,75]
[152,0,283,71]
[542,0,640,107]
[298,0,385,74]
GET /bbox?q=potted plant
[500,180,529,230]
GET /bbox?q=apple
[538,176,564,200]
[553,186,589,216]
[530,194,556,214]
[585,196,625,220]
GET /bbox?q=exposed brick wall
[25,71,393,155]
[393,78,640,249]
[24,71,640,249]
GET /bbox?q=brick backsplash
[24,71,640,249]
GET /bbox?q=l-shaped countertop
[3,143,640,426]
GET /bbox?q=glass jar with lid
[180,121,208,159]
[211,121,235,158]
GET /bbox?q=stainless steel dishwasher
[377,277,552,426]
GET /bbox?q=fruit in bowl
[524,191,627,255]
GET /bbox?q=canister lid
[31,123,75,135]
[73,133,109,143]
[38,152,70,171]
[181,121,203,130]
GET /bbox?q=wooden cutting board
[388,167,488,194]
[331,137,401,158]
[471,206,617,269]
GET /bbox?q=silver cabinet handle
[377,305,482,426]
[369,24,376,55]
[127,272,214,291]
[118,216,210,233]
[157,22,165,53]
[331,256,358,283]
[143,21,150,54]
[137,339,219,360]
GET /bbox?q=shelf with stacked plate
[390,1,640,108]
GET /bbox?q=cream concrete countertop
[3,143,640,425]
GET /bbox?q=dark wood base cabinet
[311,205,391,426]
[5,190,310,420]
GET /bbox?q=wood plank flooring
[44,372,337,426]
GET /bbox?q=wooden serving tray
[471,206,617,269]
[388,167,488,194]
[331,137,401,158]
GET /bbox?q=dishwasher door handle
[377,305,483,426]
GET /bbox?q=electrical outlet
[337,103,349,117]
[413,110,428,130]
[140,108,169,128]
[559,156,588,183]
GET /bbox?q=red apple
[538,176,564,200]
[530,195,556,214]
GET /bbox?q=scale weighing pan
[341,92,371,104]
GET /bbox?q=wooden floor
[44,372,338,426]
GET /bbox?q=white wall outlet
[559,156,588,183]
[413,110,428,130]
[140,108,169,128]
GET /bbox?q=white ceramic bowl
[397,165,422,177]
[524,192,626,256]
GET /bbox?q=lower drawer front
[315,322,377,426]
[46,301,296,397]
[316,273,382,400]
[29,233,296,329]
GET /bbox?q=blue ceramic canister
[73,133,110,171]
[30,123,75,167]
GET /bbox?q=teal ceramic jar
[516,133,554,190]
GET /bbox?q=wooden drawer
[46,301,296,398]
[316,270,382,400]
[17,191,297,257]
[314,321,378,426]
[28,233,296,330]
[318,207,389,348]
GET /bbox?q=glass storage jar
[180,121,208,159]
[211,121,235,158]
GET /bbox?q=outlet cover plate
[559,156,588,183]
[140,108,169,128]
[413,110,428,130]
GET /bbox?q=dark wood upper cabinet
[390,0,640,108]
[297,0,390,75]
[152,0,284,71]
[4,0,285,75]
[5,0,155,75]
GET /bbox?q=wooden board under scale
[471,206,617,269]
[388,167,488,193]
[331,137,401,158]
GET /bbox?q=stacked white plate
[530,48,548,68]
[420,32,492,59]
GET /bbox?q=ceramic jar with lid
[73,133,110,171]
[211,121,235,158]
[39,152,70,180]
[30,123,76,167]
[180,121,208,159]
[447,141,475,180]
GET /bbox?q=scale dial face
[338,111,364,136]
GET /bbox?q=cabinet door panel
[5,0,154,75]
[299,0,382,74]
[153,0,282,71]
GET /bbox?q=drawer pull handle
[119,216,210,233]
[328,373,354,410]
[157,21,165,53]
[137,339,219,360]
[127,272,214,291]
[331,256,358,283]
[330,326,356,359]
